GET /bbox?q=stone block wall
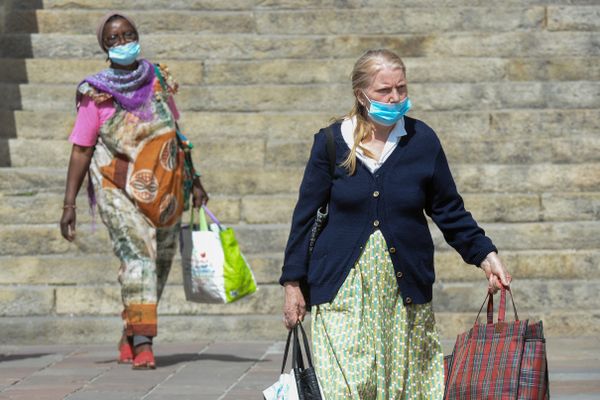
[0,0,598,343]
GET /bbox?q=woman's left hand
[192,177,209,207]
[480,252,512,294]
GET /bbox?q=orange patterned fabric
[128,132,184,227]
[123,304,158,337]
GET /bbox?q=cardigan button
[396,271,403,278]
[389,247,396,254]
[405,297,412,304]
[373,220,380,227]
[373,191,380,198]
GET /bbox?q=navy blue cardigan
[279,117,497,306]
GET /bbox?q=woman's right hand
[60,208,77,241]
[61,144,94,242]
[283,281,306,330]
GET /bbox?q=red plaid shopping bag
[443,288,549,400]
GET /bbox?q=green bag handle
[190,207,209,232]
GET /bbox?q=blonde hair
[340,49,406,175]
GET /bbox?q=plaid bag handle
[475,287,519,325]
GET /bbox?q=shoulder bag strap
[153,64,168,92]
[324,126,336,177]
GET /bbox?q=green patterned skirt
[312,230,444,400]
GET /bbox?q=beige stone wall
[0,1,599,343]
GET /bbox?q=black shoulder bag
[308,127,336,255]
[279,321,324,400]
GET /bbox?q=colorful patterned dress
[312,230,444,399]
[78,61,184,337]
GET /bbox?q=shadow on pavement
[95,352,264,367]
[0,353,52,362]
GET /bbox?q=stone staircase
[0,0,599,344]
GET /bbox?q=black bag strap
[291,321,315,372]
[292,325,305,371]
[324,126,336,177]
[280,327,294,374]
[297,321,314,368]
[281,322,316,374]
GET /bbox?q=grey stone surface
[0,0,599,344]
[0,338,597,399]
[3,81,600,112]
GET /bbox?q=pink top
[69,81,180,147]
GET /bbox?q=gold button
[405,297,412,304]
[373,191,380,198]
[396,271,403,278]
[373,220,380,227]
[389,247,396,254]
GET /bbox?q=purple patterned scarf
[77,58,156,120]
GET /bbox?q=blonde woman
[280,49,511,399]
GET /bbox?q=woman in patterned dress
[59,12,208,369]
[280,49,512,399]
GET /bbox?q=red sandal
[132,350,156,370]
[118,341,133,364]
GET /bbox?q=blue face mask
[108,41,141,66]
[363,93,411,126]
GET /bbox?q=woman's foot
[132,343,156,370]
[118,335,133,364]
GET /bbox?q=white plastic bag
[180,207,257,303]
[264,323,325,400]
[180,208,227,303]
[263,371,299,400]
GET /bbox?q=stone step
[11,0,600,11]
[1,220,600,257]
[204,56,600,84]
[1,280,598,319]
[2,57,600,85]
[1,81,599,112]
[3,7,548,35]
[0,58,204,85]
[2,109,599,142]
[0,32,597,59]
[0,307,598,344]
[0,223,291,256]
[0,253,283,286]
[4,190,599,225]
[0,192,244,225]
[267,135,600,167]
[4,6,600,34]
[56,284,284,317]
[5,9,256,35]
[7,133,600,168]
[4,138,267,168]
[2,162,600,195]
[10,0,268,11]
[1,249,598,287]
[0,166,307,195]
[0,110,333,140]
[0,167,66,193]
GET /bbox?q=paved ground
[0,337,598,399]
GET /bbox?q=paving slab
[0,338,597,399]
